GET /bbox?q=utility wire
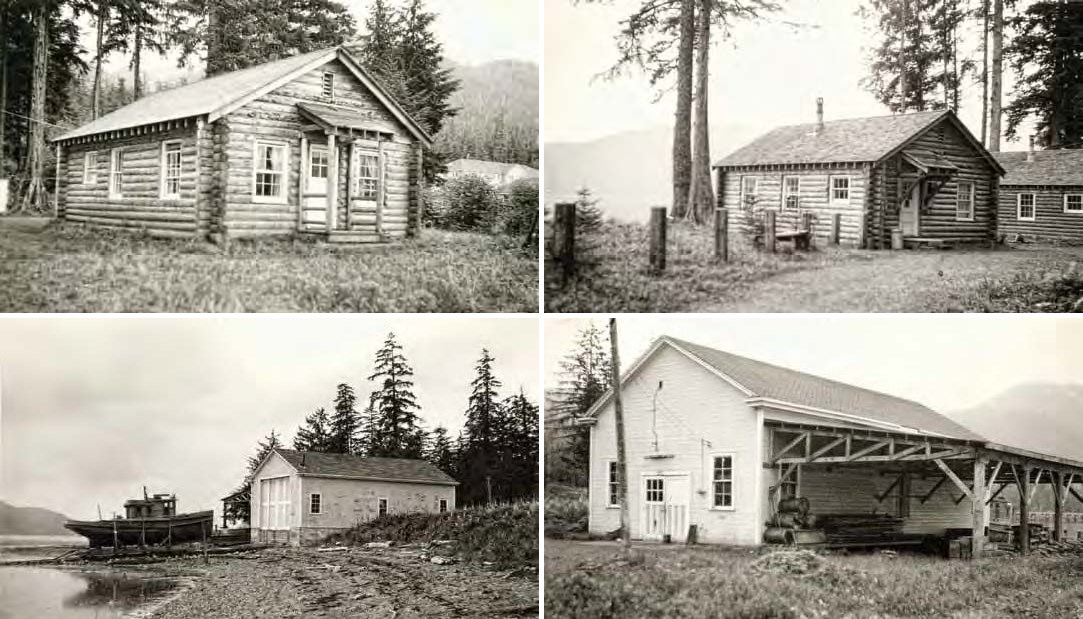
[0,108,71,130]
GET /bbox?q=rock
[431,540,456,546]
[430,556,456,565]
[364,542,393,549]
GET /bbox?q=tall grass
[544,485,588,539]
[961,265,1083,312]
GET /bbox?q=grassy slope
[544,485,588,539]
[0,221,537,312]
[546,541,1083,618]
[328,501,538,568]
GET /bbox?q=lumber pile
[816,513,904,544]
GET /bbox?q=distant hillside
[0,500,73,536]
[544,123,762,222]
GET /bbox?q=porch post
[971,456,987,558]
[326,131,337,231]
[1054,471,1064,542]
[298,135,308,231]
[54,143,62,218]
[1019,465,1031,555]
[347,140,356,231]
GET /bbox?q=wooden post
[202,521,209,565]
[53,143,62,218]
[112,518,118,555]
[414,144,424,237]
[765,210,777,253]
[298,135,308,231]
[326,132,337,231]
[714,207,728,262]
[1054,471,1064,542]
[609,318,631,556]
[832,213,841,245]
[801,212,813,248]
[346,140,356,231]
[649,206,667,273]
[1019,465,1031,554]
[376,137,385,237]
[972,456,987,559]
[552,202,576,286]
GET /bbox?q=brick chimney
[1027,135,1035,162]
[815,98,824,135]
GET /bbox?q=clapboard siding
[906,475,973,534]
[998,186,1083,242]
[718,165,867,247]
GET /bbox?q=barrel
[764,527,795,545]
[771,512,804,528]
[778,497,810,515]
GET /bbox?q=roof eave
[334,49,434,148]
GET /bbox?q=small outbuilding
[994,148,1083,243]
[714,101,1005,249]
[51,46,431,243]
[249,448,457,546]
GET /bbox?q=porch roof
[298,102,396,138]
[902,150,959,174]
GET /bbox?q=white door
[641,475,691,542]
[643,477,666,541]
[664,476,690,543]
[900,180,920,236]
[352,150,381,228]
[303,145,329,228]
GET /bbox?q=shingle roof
[448,158,538,177]
[273,449,458,485]
[665,337,986,441]
[994,149,1083,186]
[714,110,950,167]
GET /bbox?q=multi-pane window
[109,149,124,198]
[354,152,379,199]
[956,181,974,221]
[645,478,664,503]
[830,176,850,203]
[1065,194,1083,213]
[378,498,388,518]
[607,461,620,507]
[309,493,321,514]
[741,176,758,210]
[161,141,182,198]
[254,142,286,200]
[322,72,335,100]
[783,176,800,210]
[439,499,448,513]
[83,151,97,185]
[310,148,328,180]
[712,455,734,508]
[1018,193,1036,221]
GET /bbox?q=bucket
[0,178,8,213]
[891,227,904,250]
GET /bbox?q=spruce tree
[502,389,539,499]
[426,426,457,477]
[328,383,358,454]
[549,324,610,487]
[367,333,425,458]
[229,429,281,522]
[293,407,332,452]
[247,429,282,472]
[575,187,605,233]
[459,349,503,504]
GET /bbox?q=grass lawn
[546,539,1083,618]
[0,218,538,312]
[545,221,1083,312]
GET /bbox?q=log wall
[998,186,1083,242]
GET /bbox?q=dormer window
[321,72,335,101]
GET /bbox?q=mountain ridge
[0,500,74,536]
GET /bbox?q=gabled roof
[585,336,985,442]
[713,109,1004,175]
[266,448,458,486]
[54,47,431,146]
[995,149,1083,186]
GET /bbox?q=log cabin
[581,335,1083,558]
[51,47,432,242]
[994,147,1083,244]
[713,100,1005,249]
[250,448,457,546]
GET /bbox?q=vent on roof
[321,72,335,101]
[814,97,824,135]
[1028,135,1035,162]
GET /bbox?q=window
[1018,193,1036,221]
[109,148,124,198]
[83,151,97,185]
[740,176,758,210]
[378,498,388,518]
[783,176,800,210]
[956,181,974,221]
[712,455,734,509]
[310,147,328,180]
[309,493,321,515]
[645,478,664,503]
[259,477,290,530]
[439,499,448,514]
[321,72,335,100]
[353,152,379,199]
[607,461,620,507]
[160,141,182,198]
[830,176,850,203]
[1065,194,1083,213]
[253,142,287,202]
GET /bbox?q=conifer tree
[575,187,604,233]
[227,429,280,522]
[425,425,457,478]
[458,349,503,504]
[367,333,425,458]
[328,383,358,454]
[293,408,332,452]
[548,324,610,486]
[502,389,539,499]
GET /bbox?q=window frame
[378,497,388,518]
[782,176,801,210]
[1064,193,1083,214]
[109,148,124,199]
[309,493,322,515]
[439,498,448,514]
[709,453,736,511]
[606,460,620,508]
[955,181,975,222]
[83,150,97,185]
[322,71,335,101]
[352,150,380,200]
[1017,192,1036,221]
[160,140,183,199]
[251,140,289,204]
[740,175,758,210]
[829,175,850,205]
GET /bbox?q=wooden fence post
[801,212,814,248]
[765,210,776,253]
[832,213,841,245]
[649,206,667,273]
[553,202,576,285]
[715,207,728,262]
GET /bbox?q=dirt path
[152,546,537,619]
[695,246,1083,312]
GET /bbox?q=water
[0,566,182,619]
[0,535,85,564]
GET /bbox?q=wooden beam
[1054,471,1064,542]
[876,474,904,503]
[890,443,926,460]
[934,459,973,500]
[1028,468,1044,504]
[848,440,890,462]
[920,477,947,504]
[777,449,971,466]
[1069,484,1083,506]
[326,132,337,231]
[808,436,847,462]
[771,432,810,464]
[986,481,1009,505]
[986,461,1003,496]
[298,135,308,231]
[972,456,988,558]
[1018,465,1031,555]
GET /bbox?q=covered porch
[895,150,960,247]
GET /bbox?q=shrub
[439,173,500,232]
[500,178,538,237]
[544,485,588,538]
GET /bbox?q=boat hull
[64,511,214,547]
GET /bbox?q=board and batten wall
[249,453,303,545]
[717,164,868,248]
[998,185,1083,242]
[589,343,763,545]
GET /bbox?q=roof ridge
[766,108,947,132]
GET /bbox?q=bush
[544,485,588,538]
[500,178,538,237]
[439,173,500,232]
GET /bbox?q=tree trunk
[608,318,631,557]
[671,0,693,219]
[899,0,908,112]
[686,0,713,224]
[20,2,48,212]
[93,3,106,119]
[133,21,143,99]
[207,4,220,76]
[981,0,989,144]
[989,0,1003,152]
[0,2,7,174]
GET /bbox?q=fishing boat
[64,489,214,548]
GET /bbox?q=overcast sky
[544,315,1083,414]
[545,0,1031,147]
[0,315,538,521]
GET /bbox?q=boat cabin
[123,493,176,519]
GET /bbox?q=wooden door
[352,150,381,229]
[663,475,690,543]
[642,477,666,541]
[303,144,329,228]
[900,180,920,236]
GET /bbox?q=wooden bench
[776,229,812,251]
